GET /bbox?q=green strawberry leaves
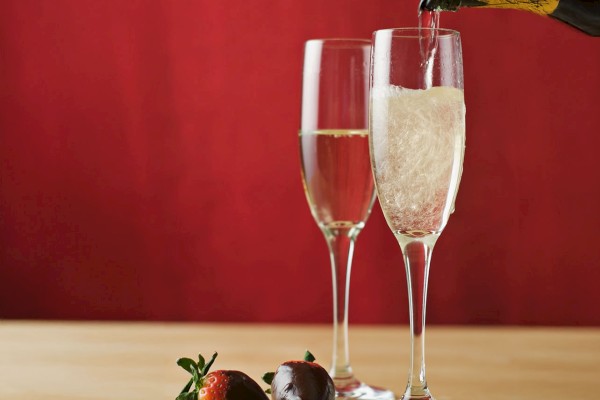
[177,358,198,374]
[202,352,217,376]
[176,352,218,400]
[303,350,316,362]
[261,371,275,394]
[262,371,275,385]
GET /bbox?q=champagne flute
[300,39,395,400]
[369,28,466,400]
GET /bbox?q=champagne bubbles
[370,85,466,235]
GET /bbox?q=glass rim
[305,38,371,47]
[373,27,460,38]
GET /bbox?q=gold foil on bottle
[478,0,559,15]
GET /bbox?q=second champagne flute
[300,38,395,400]
[370,28,466,400]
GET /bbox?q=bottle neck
[420,0,463,12]
[551,0,600,36]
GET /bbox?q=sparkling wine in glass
[370,28,466,400]
[300,39,395,400]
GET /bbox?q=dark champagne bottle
[420,0,600,36]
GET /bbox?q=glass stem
[397,234,438,400]
[323,226,361,388]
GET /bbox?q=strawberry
[176,352,269,400]
[262,351,335,400]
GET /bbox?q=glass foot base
[335,381,396,400]
[399,388,433,400]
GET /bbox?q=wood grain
[0,321,598,400]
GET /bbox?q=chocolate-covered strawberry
[262,351,335,400]
[176,352,268,400]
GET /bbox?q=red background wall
[1,0,599,325]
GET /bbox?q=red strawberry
[262,351,335,400]
[176,352,268,400]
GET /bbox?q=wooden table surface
[0,321,598,400]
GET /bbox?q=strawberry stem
[180,378,194,395]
